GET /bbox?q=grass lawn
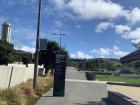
[96,74,140,84]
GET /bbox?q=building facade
[1,21,11,43]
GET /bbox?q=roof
[120,49,140,63]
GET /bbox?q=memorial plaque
[53,54,66,96]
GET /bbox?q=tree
[70,58,118,72]
[0,40,15,65]
[22,57,29,67]
[39,40,69,74]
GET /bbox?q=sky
[0,0,140,59]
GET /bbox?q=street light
[33,0,42,91]
[52,31,66,48]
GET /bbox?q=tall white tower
[1,21,11,43]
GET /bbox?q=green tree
[0,40,15,65]
[74,58,118,72]
[22,57,29,67]
[39,40,69,73]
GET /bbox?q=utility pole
[52,31,66,47]
[33,0,42,91]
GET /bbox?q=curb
[108,91,140,105]
[107,82,140,87]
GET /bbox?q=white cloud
[96,22,114,32]
[128,7,140,23]
[70,51,93,59]
[132,39,140,45]
[115,25,131,35]
[123,27,140,46]
[52,0,127,20]
[52,0,140,51]
[113,50,129,57]
[68,0,127,20]
[51,0,140,25]
[54,20,63,27]
[91,45,129,58]
[14,44,35,53]
[71,46,128,59]
[116,27,140,46]
[127,27,140,39]
[132,39,140,49]
[96,23,131,34]
[95,22,140,47]
[53,0,65,9]
[112,24,140,47]
[13,39,35,53]
[113,45,120,50]
[91,48,111,55]
[20,45,35,53]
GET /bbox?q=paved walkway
[111,85,140,102]
[36,67,112,105]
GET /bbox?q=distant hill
[68,58,119,71]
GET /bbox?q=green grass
[96,74,140,84]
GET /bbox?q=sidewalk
[36,80,108,105]
[111,85,140,102]
[36,67,111,105]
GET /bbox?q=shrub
[0,76,53,105]
[0,89,26,105]
[35,76,53,97]
[0,40,15,65]
[0,91,7,105]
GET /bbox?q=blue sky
[0,0,140,59]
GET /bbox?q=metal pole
[52,32,66,48]
[60,32,61,47]
[33,0,42,91]
[8,66,14,88]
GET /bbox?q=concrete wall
[0,64,43,89]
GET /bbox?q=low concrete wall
[0,64,43,89]
[85,72,96,80]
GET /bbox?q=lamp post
[33,0,42,91]
[52,31,66,48]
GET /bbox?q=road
[36,67,113,105]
